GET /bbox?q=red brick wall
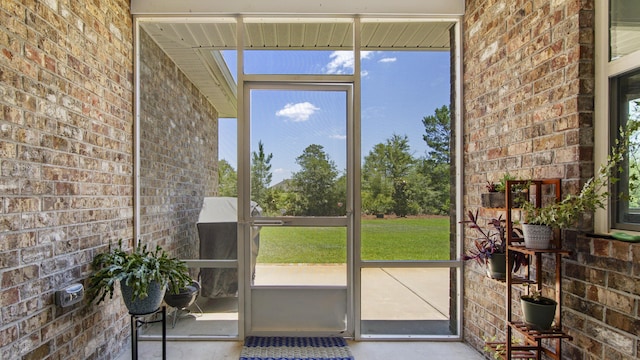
[0,0,134,358]
[463,0,640,358]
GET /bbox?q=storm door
[241,82,354,336]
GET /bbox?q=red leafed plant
[461,210,527,272]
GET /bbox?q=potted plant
[481,180,503,208]
[87,240,192,315]
[461,210,527,279]
[520,286,557,331]
[520,126,634,249]
[481,173,527,208]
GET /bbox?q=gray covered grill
[197,197,261,298]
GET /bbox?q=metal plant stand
[130,306,166,360]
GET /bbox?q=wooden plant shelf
[508,321,573,341]
[485,342,537,359]
[497,179,572,360]
[507,245,571,257]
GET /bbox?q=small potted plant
[461,210,527,279]
[520,286,557,331]
[481,181,503,208]
[481,173,526,208]
[520,126,634,249]
[87,240,192,315]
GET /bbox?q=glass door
[242,82,353,336]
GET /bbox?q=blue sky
[219,50,450,185]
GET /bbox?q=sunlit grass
[256,216,451,263]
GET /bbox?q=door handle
[251,220,284,226]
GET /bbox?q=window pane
[610,0,640,60]
[359,50,453,260]
[360,268,458,336]
[244,50,355,75]
[253,227,347,286]
[612,69,640,229]
[249,89,347,216]
[243,20,353,75]
[361,217,453,261]
[140,264,239,338]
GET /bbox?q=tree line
[218,105,451,217]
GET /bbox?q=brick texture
[138,29,218,259]
[0,0,218,359]
[463,0,639,359]
[0,0,134,358]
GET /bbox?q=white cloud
[330,134,347,140]
[275,102,319,122]
[379,57,397,63]
[360,70,369,77]
[325,51,374,74]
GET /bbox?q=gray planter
[521,296,557,330]
[486,252,517,280]
[487,253,507,279]
[481,192,528,208]
[121,281,166,315]
[522,223,552,249]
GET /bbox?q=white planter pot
[522,224,552,249]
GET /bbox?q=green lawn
[256,216,451,263]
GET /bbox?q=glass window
[360,268,458,336]
[243,20,354,75]
[610,0,640,60]
[611,69,640,230]
[359,50,453,261]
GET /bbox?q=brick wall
[0,1,219,359]
[138,29,218,259]
[563,233,640,359]
[463,0,639,359]
[0,0,134,358]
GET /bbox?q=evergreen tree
[251,140,273,207]
[421,105,451,214]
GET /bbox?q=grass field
[256,216,451,263]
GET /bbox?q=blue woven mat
[240,336,354,360]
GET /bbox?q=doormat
[240,336,354,360]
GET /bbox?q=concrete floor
[115,339,485,359]
[115,264,485,359]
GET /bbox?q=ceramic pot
[121,281,166,315]
[487,252,507,279]
[522,223,552,249]
[164,281,200,309]
[521,296,557,331]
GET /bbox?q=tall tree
[422,105,451,165]
[421,105,451,214]
[362,134,414,216]
[384,134,413,217]
[251,140,273,207]
[218,159,237,197]
[292,144,339,216]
